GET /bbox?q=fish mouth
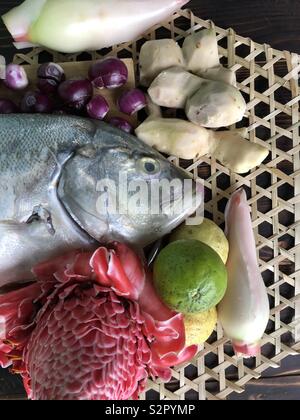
[159,179,203,230]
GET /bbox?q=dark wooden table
[1,0,300,401]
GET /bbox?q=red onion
[37,63,65,84]
[37,63,65,94]
[21,91,53,113]
[58,79,93,111]
[110,117,133,134]
[118,89,147,115]
[5,64,28,90]
[89,58,128,89]
[37,78,59,94]
[86,95,109,120]
[0,98,19,114]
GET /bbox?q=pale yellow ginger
[148,67,203,108]
[135,117,217,160]
[136,117,268,174]
[148,68,245,128]
[200,66,237,87]
[182,28,220,73]
[185,80,246,128]
[213,130,269,174]
[182,29,236,86]
[139,39,185,87]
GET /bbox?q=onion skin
[89,58,128,89]
[86,95,109,120]
[109,117,133,134]
[58,79,93,111]
[37,78,58,94]
[37,62,65,84]
[218,189,270,358]
[37,62,65,93]
[118,89,147,115]
[21,91,53,113]
[5,64,28,90]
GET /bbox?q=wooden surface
[0,0,300,401]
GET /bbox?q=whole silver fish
[0,114,200,286]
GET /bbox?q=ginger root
[135,117,217,160]
[185,80,246,128]
[182,28,220,73]
[213,130,269,174]
[200,66,237,87]
[139,39,185,87]
[136,117,268,173]
[148,67,245,128]
[148,67,203,108]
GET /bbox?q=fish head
[59,124,203,247]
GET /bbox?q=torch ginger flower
[0,243,197,400]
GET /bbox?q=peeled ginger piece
[186,80,246,128]
[182,28,220,73]
[139,39,185,87]
[136,117,269,174]
[148,67,203,108]
[182,28,237,87]
[135,117,217,160]
[148,67,245,129]
[214,131,269,173]
[200,66,237,87]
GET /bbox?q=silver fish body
[0,114,200,286]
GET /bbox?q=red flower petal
[139,273,175,322]
[113,243,145,300]
[107,251,133,298]
[90,247,111,286]
[153,345,198,368]
[0,242,195,400]
[71,252,94,278]
[0,283,40,340]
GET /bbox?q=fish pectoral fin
[26,205,55,236]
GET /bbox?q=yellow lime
[170,218,229,264]
[184,307,217,346]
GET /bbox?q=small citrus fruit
[170,218,229,264]
[153,239,227,314]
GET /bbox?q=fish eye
[140,158,161,175]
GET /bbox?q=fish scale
[0,115,91,172]
[0,114,200,287]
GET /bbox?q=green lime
[153,239,227,314]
